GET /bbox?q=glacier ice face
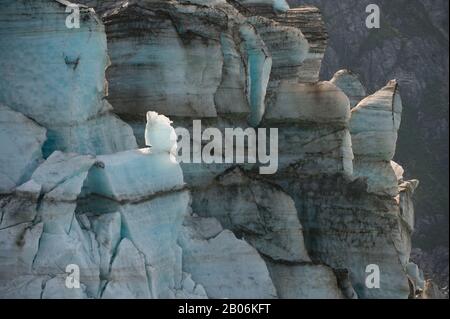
[0,222,47,299]
[247,15,309,81]
[268,6,328,83]
[86,149,183,202]
[31,171,101,297]
[214,33,250,115]
[145,112,178,155]
[0,0,107,125]
[101,238,151,299]
[331,69,367,108]
[0,0,137,157]
[102,2,223,119]
[41,276,88,299]
[406,262,425,293]
[0,0,422,299]
[0,222,43,277]
[175,272,207,299]
[266,262,344,299]
[189,167,351,299]
[179,216,277,299]
[239,24,272,127]
[350,80,404,197]
[42,110,138,157]
[89,212,121,281]
[350,80,402,161]
[72,0,419,299]
[273,0,290,12]
[30,151,96,194]
[192,167,310,263]
[93,1,420,298]
[94,0,325,127]
[234,0,289,14]
[0,105,46,194]
[0,0,202,300]
[34,225,95,273]
[0,132,200,299]
[0,275,49,299]
[119,191,190,299]
[0,182,41,229]
[264,81,351,124]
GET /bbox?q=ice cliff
[0,0,421,299]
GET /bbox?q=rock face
[0,0,422,299]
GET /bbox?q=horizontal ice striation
[0,0,137,156]
[266,262,344,299]
[0,1,207,299]
[192,167,311,263]
[85,149,184,202]
[99,1,224,119]
[190,167,348,299]
[263,78,415,299]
